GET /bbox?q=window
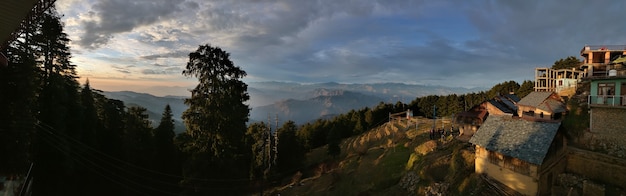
[504,156,530,175]
[523,110,535,117]
[598,83,615,96]
[488,151,503,165]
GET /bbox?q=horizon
[57,0,626,96]
[89,80,491,97]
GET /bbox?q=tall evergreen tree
[181,44,251,194]
[276,121,305,174]
[153,104,182,194]
[0,37,38,177]
[124,106,154,167]
[154,105,176,169]
[245,122,269,180]
[552,56,582,70]
[29,7,82,195]
[516,80,535,98]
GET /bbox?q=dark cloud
[64,0,626,89]
[140,50,189,60]
[141,67,181,75]
[78,0,188,49]
[112,65,131,74]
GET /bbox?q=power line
[36,121,251,182]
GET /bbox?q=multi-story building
[580,45,626,77]
[562,45,626,194]
[534,67,584,97]
[583,45,626,151]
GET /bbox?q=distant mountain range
[101,91,187,133]
[101,81,484,132]
[251,89,382,124]
[247,81,484,107]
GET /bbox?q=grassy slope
[268,117,488,195]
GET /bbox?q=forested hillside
[0,4,535,195]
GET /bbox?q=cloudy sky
[55,0,626,96]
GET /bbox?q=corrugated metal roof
[488,99,514,114]
[503,94,521,103]
[469,115,561,165]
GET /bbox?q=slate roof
[539,99,566,113]
[469,115,561,165]
[517,92,565,113]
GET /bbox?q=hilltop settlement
[459,45,626,195]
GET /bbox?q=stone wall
[589,107,626,157]
[566,147,626,189]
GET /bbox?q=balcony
[588,95,626,107]
[584,63,626,79]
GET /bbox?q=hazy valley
[102,81,484,131]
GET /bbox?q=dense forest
[1,6,540,196]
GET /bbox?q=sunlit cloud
[56,0,626,96]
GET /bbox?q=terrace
[588,95,626,107]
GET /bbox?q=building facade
[455,94,520,137]
[585,50,626,155]
[516,92,566,122]
[534,67,583,97]
[469,91,567,195]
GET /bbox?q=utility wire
[36,130,169,196]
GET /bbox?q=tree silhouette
[552,56,581,70]
[180,44,251,194]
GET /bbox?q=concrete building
[585,54,626,153]
[580,45,626,78]
[534,67,584,97]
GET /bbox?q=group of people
[429,126,454,140]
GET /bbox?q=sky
[55,0,626,96]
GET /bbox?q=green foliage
[516,80,534,98]
[487,80,520,98]
[245,122,268,179]
[327,126,342,158]
[276,121,306,174]
[0,44,38,175]
[552,56,582,70]
[124,106,155,167]
[180,44,251,194]
[149,105,182,194]
[181,44,250,156]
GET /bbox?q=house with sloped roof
[455,94,520,137]
[469,115,566,196]
[516,91,565,121]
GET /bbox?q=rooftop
[516,92,565,113]
[581,45,626,54]
[469,115,561,165]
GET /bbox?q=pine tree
[180,44,251,194]
[153,104,182,194]
[30,8,82,195]
[154,105,176,165]
[516,80,535,98]
[276,121,305,174]
[245,122,268,180]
